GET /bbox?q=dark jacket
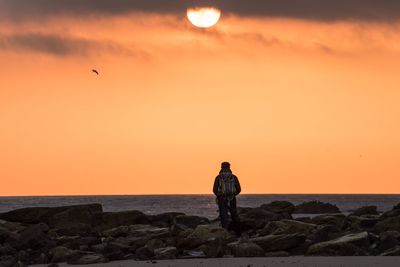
[213,169,241,197]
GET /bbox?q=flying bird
[92,69,99,75]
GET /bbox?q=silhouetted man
[213,162,241,235]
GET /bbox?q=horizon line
[1,193,400,198]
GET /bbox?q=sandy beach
[36,257,400,267]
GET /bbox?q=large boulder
[374,216,400,233]
[378,231,400,253]
[188,225,232,242]
[48,207,100,235]
[175,215,209,229]
[347,215,380,231]
[250,233,306,252]
[307,232,370,256]
[227,241,264,257]
[13,223,54,250]
[350,206,378,216]
[93,211,150,231]
[259,220,316,236]
[0,204,102,225]
[294,201,340,214]
[260,201,295,214]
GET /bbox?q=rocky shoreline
[0,200,399,266]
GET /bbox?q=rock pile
[0,201,400,266]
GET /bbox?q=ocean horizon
[1,194,399,219]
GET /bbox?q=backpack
[218,174,237,196]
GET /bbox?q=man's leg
[228,197,242,236]
[218,197,230,229]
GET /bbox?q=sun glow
[187,7,221,28]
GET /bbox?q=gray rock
[250,233,306,252]
[153,247,177,260]
[227,241,264,257]
[294,201,340,214]
[307,232,370,256]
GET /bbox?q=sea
[0,195,399,219]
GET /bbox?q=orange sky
[1,12,400,195]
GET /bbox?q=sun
[187,7,221,28]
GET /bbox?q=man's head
[221,162,231,169]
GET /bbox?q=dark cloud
[1,0,400,21]
[0,32,145,57]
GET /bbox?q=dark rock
[378,231,400,253]
[145,239,165,253]
[308,225,342,244]
[187,225,232,241]
[176,236,206,250]
[260,201,295,214]
[307,232,370,256]
[393,203,400,210]
[311,214,347,229]
[348,215,379,231]
[49,246,75,263]
[374,216,400,233]
[0,204,102,225]
[259,219,316,236]
[250,233,306,252]
[149,212,185,228]
[103,241,132,261]
[294,201,340,214]
[0,244,16,257]
[227,241,264,257]
[153,247,177,260]
[239,208,284,229]
[93,210,150,231]
[175,215,209,229]
[13,223,54,250]
[380,246,400,256]
[135,246,154,260]
[350,206,378,216]
[202,238,227,258]
[0,256,17,267]
[380,209,400,219]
